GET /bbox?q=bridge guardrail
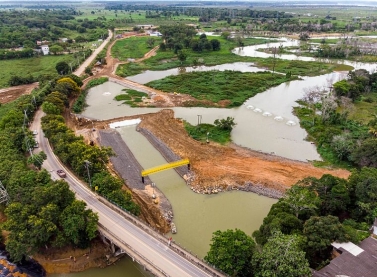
[98,195,228,277]
[98,223,170,277]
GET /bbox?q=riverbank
[75,109,349,198]
[98,128,172,233]
[138,109,350,189]
[32,238,117,274]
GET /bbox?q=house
[36,40,49,46]
[41,45,49,55]
[312,237,377,277]
[136,24,154,29]
[149,31,162,37]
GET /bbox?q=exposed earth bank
[138,109,350,192]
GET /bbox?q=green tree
[214,117,236,131]
[253,210,303,245]
[85,66,93,75]
[348,167,377,221]
[205,229,255,277]
[306,175,351,216]
[282,185,319,219]
[252,232,311,277]
[44,91,67,112]
[27,151,47,169]
[49,45,64,55]
[177,50,187,64]
[303,215,348,264]
[55,61,69,75]
[42,101,61,115]
[221,31,230,40]
[350,138,377,168]
[55,77,81,97]
[210,39,221,51]
[59,200,98,247]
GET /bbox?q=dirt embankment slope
[138,109,350,192]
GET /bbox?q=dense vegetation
[294,69,377,167]
[0,74,140,262]
[184,117,236,144]
[0,9,107,50]
[0,86,98,262]
[3,2,377,275]
[158,24,220,54]
[116,33,276,77]
[207,171,373,274]
[114,89,148,107]
[147,70,293,107]
[40,77,140,215]
[0,8,106,87]
[205,68,377,275]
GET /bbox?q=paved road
[74,29,113,76]
[30,110,219,277]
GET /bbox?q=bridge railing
[98,195,229,277]
[98,223,170,277]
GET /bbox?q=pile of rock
[187,182,284,199]
[163,210,174,223]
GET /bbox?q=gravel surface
[98,128,173,219]
[138,127,189,178]
[99,129,149,190]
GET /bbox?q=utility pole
[84,160,92,189]
[197,114,202,125]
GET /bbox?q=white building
[41,45,49,55]
[149,31,162,37]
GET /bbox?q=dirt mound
[138,109,350,193]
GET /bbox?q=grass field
[111,36,162,60]
[117,36,278,76]
[0,55,77,88]
[184,122,232,144]
[348,94,377,124]
[74,8,199,26]
[116,35,351,78]
[146,70,293,107]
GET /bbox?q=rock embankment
[138,126,284,199]
[98,129,173,232]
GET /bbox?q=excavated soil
[0,83,38,104]
[74,109,350,196]
[137,109,350,192]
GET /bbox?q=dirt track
[0,83,38,104]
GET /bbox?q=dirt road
[74,30,113,76]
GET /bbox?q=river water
[51,38,377,277]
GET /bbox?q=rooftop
[313,237,377,277]
[331,242,364,256]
